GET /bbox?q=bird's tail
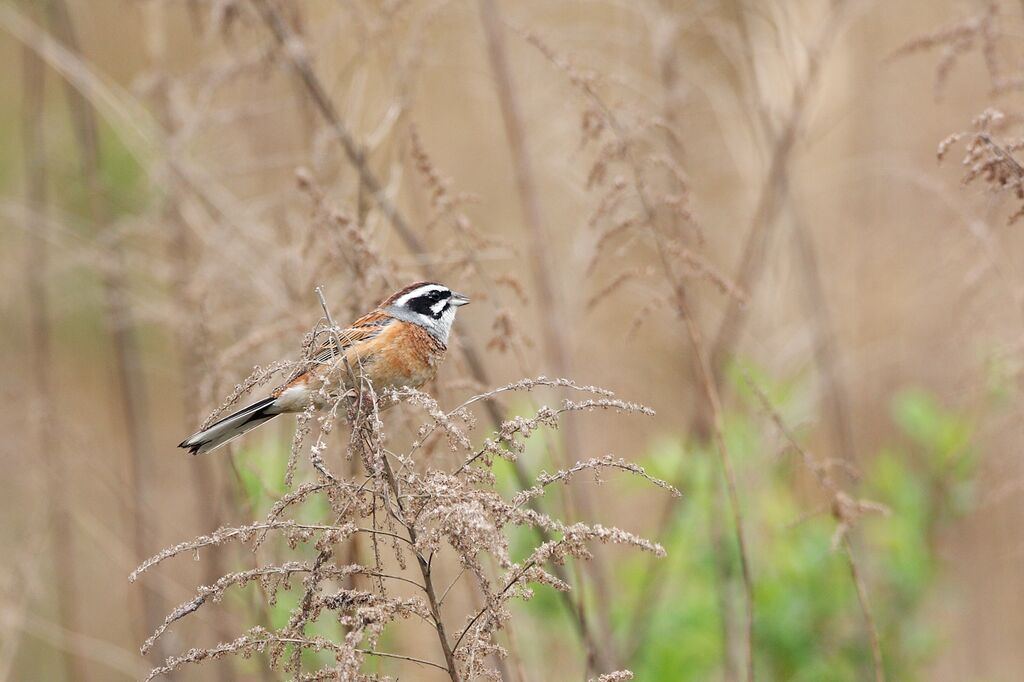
[179,397,280,455]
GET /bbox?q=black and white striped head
[383,282,470,343]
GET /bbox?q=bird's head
[383,281,470,343]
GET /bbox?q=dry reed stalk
[476,0,571,401]
[708,1,852,383]
[519,28,756,679]
[622,4,856,671]
[138,5,242,679]
[668,268,756,682]
[20,22,83,682]
[747,380,888,682]
[250,0,431,271]
[404,128,614,673]
[46,0,170,668]
[248,1,611,667]
[476,0,617,671]
[732,0,857,466]
[615,11,740,677]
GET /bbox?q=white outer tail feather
[179,397,279,455]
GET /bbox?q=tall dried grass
[3,0,1022,680]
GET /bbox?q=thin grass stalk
[789,216,856,462]
[732,0,856,466]
[248,1,608,668]
[625,472,739,679]
[626,5,854,670]
[377,455,460,682]
[250,0,431,270]
[45,0,167,666]
[476,0,617,671]
[616,98,757,682]
[708,1,851,389]
[619,8,743,676]
[589,94,757,677]
[843,536,886,682]
[748,380,886,682]
[562,46,757,676]
[671,280,756,682]
[476,0,572,409]
[21,25,84,682]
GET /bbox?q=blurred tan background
[1,0,1022,680]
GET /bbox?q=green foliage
[225,386,978,679]
[514,384,978,680]
[231,439,341,673]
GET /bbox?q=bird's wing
[283,310,393,385]
[321,310,392,354]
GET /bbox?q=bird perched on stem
[180,282,470,455]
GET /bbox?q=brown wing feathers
[277,311,393,391]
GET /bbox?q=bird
[179,281,470,455]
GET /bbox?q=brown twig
[378,434,461,682]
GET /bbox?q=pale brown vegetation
[3,0,1024,680]
[133,373,672,681]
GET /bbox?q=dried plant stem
[625,6,854,671]
[616,131,757,677]
[46,0,168,665]
[748,381,886,682]
[708,494,741,682]
[582,66,756,678]
[139,7,242,677]
[250,1,605,668]
[250,0,430,270]
[734,0,856,465]
[351,648,448,672]
[843,536,885,682]
[378,455,460,682]
[789,217,856,461]
[477,0,571,391]
[670,280,755,682]
[21,26,83,682]
[709,0,850,392]
[249,0,496,422]
[477,0,614,669]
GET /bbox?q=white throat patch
[385,303,459,344]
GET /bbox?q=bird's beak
[451,292,471,307]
